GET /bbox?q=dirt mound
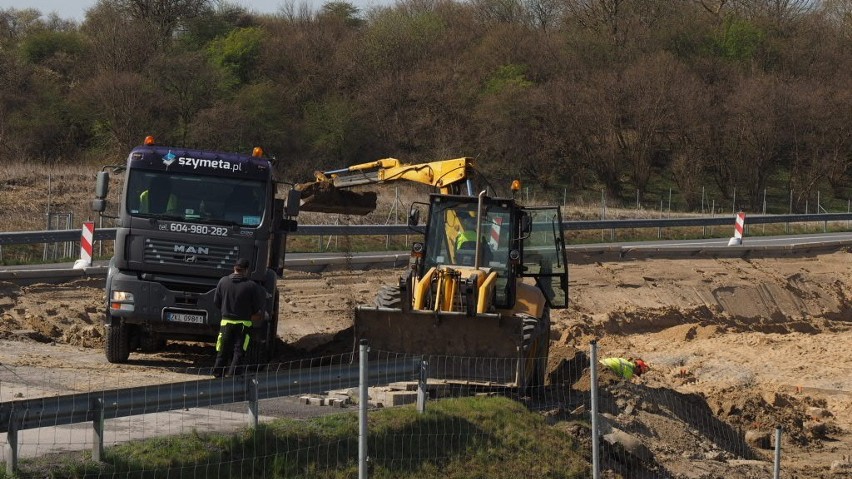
[0,278,105,347]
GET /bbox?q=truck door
[521,206,569,308]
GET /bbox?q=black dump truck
[92,136,298,364]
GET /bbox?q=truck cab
[93,137,297,364]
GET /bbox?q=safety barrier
[4,212,852,247]
[72,221,95,269]
[1,352,423,475]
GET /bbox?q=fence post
[248,377,259,429]
[92,398,105,462]
[773,425,782,479]
[359,339,369,479]
[417,360,428,414]
[668,188,672,216]
[732,187,736,214]
[5,409,18,475]
[590,341,600,479]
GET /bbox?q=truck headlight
[110,291,135,312]
[112,291,134,301]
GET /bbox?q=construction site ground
[2,252,852,477]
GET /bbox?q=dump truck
[297,157,569,388]
[91,136,299,364]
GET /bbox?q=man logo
[174,245,209,255]
[184,255,197,263]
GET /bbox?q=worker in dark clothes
[212,257,267,378]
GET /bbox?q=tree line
[0,0,850,210]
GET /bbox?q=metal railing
[1,354,423,474]
[3,212,852,246]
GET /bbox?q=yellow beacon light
[511,180,521,192]
[252,147,264,157]
[144,136,155,145]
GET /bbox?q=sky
[0,0,391,21]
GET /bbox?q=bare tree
[73,72,169,151]
[82,2,159,73]
[109,0,213,48]
[148,52,219,144]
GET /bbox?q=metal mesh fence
[2,344,849,478]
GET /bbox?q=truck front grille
[143,238,239,273]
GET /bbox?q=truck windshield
[126,170,267,227]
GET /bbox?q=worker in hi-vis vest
[600,357,649,380]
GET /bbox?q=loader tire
[105,318,130,364]
[375,284,402,308]
[520,310,551,390]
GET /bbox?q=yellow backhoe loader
[297,157,569,389]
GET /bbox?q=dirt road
[2,253,852,477]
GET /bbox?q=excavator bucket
[296,181,378,215]
[354,307,549,388]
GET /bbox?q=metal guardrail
[3,212,852,246]
[1,355,422,472]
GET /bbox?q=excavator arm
[296,157,475,215]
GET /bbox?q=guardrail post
[416,360,428,414]
[5,409,18,475]
[92,398,105,462]
[359,339,369,479]
[248,377,259,429]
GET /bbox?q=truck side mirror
[95,171,110,199]
[285,189,300,217]
[92,171,110,213]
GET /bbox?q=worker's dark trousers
[213,322,250,377]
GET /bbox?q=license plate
[166,312,206,324]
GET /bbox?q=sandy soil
[2,253,852,477]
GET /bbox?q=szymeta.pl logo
[161,151,243,172]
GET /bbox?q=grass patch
[13,396,588,479]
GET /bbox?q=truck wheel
[105,319,130,363]
[375,284,402,308]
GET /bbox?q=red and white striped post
[73,221,95,269]
[727,211,746,246]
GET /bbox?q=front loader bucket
[296,182,377,215]
[354,307,548,388]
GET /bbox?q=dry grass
[0,163,105,232]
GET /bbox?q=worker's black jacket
[213,273,266,321]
